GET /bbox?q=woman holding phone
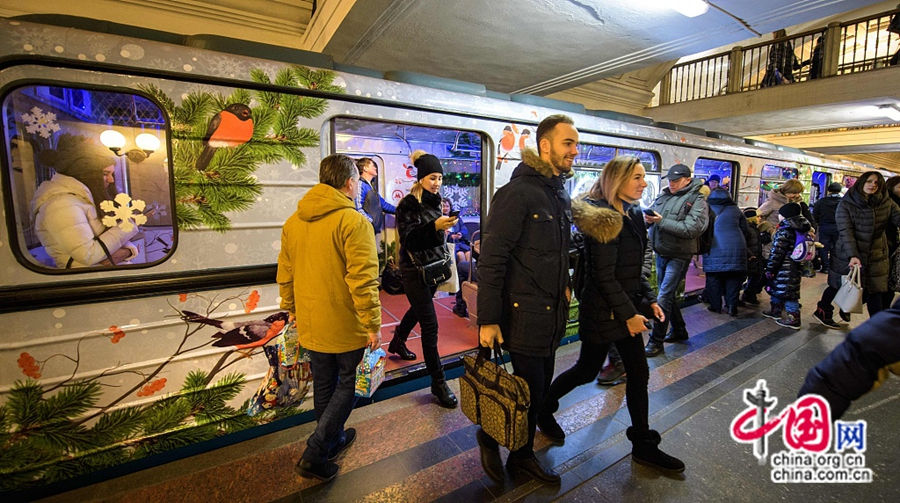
[387,151,460,408]
[538,155,685,474]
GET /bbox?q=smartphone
[448,210,461,218]
[642,208,657,216]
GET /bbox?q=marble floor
[36,274,899,502]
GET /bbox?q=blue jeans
[770,296,800,313]
[303,348,365,464]
[651,255,689,342]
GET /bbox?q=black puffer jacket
[574,197,655,344]
[396,189,446,277]
[478,148,580,357]
[828,189,900,293]
[765,215,812,301]
[812,193,841,231]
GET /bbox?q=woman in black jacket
[540,156,684,474]
[814,171,900,324]
[387,151,460,408]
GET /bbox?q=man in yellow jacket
[277,154,381,482]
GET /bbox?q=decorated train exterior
[0,18,877,494]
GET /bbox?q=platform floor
[39,274,899,502]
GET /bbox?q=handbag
[834,265,864,314]
[407,246,452,287]
[355,347,386,398]
[459,344,530,450]
[437,242,460,293]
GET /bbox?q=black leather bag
[407,246,452,286]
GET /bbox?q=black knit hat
[827,182,842,193]
[779,202,802,219]
[743,208,758,218]
[414,154,443,181]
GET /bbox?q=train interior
[332,117,483,374]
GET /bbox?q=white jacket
[31,174,137,268]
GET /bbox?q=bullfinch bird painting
[181,310,289,349]
[195,103,254,171]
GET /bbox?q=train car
[0,18,874,496]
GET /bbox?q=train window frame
[0,80,177,275]
[573,143,661,172]
[693,157,738,193]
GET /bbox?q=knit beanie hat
[414,153,443,181]
[39,134,114,178]
[779,202,802,219]
[742,208,757,218]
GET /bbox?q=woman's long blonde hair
[408,149,427,202]
[776,178,804,195]
[587,155,642,214]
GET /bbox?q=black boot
[596,360,626,385]
[388,331,416,360]
[476,428,503,482]
[431,380,458,408]
[627,427,685,474]
[506,452,560,484]
[537,413,565,444]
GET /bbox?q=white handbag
[834,265,864,314]
[437,242,460,293]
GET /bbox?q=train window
[693,158,737,191]
[2,85,174,272]
[575,144,660,172]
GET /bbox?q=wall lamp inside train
[878,104,900,122]
[100,129,161,163]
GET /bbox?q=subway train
[0,18,882,496]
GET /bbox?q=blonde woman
[540,155,685,474]
[387,150,459,408]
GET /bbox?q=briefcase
[459,346,530,450]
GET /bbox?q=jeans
[478,351,555,457]
[770,296,800,314]
[705,271,745,311]
[545,334,649,431]
[303,348,365,464]
[396,275,445,384]
[651,255,689,342]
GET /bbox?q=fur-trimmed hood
[519,147,556,178]
[571,197,624,243]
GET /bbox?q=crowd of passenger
[277,114,900,484]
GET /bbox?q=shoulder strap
[66,234,114,269]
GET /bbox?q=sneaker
[775,312,801,330]
[761,309,782,320]
[838,310,851,323]
[596,361,626,385]
[644,339,664,357]
[537,414,565,444]
[812,307,841,329]
[296,458,339,482]
[327,428,356,461]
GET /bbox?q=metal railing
[661,8,899,105]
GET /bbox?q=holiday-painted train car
[0,18,875,495]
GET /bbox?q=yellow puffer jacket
[277,183,381,353]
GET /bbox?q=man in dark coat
[812,182,842,273]
[799,297,900,419]
[476,114,577,484]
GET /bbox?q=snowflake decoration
[20,106,60,139]
[100,193,147,232]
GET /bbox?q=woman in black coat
[814,171,900,323]
[702,188,752,315]
[540,156,684,474]
[387,151,460,408]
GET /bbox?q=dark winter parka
[812,193,841,232]
[702,188,751,273]
[396,189,446,278]
[574,197,657,344]
[765,215,812,301]
[478,148,586,357]
[828,189,900,293]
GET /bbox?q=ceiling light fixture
[100,129,161,163]
[673,0,709,18]
[878,104,900,122]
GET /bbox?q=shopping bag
[834,266,863,314]
[437,242,460,293]
[459,345,530,450]
[355,347,386,398]
[247,322,312,416]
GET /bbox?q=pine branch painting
[139,65,342,232]
[0,290,309,493]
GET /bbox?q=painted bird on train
[180,310,289,349]
[195,103,254,171]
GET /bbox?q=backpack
[697,202,716,255]
[790,231,816,263]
